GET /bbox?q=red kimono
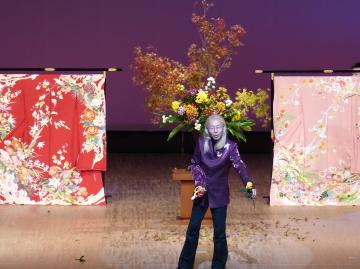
[0,74,106,205]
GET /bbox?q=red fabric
[0,74,106,205]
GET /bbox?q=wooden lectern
[172,168,212,224]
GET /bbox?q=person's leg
[210,206,228,269]
[178,195,209,269]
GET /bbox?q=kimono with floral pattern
[0,74,106,205]
[270,76,360,205]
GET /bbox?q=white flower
[93,116,105,127]
[91,98,102,108]
[194,120,201,131]
[225,99,233,107]
[207,76,215,83]
[7,115,15,126]
[40,118,49,127]
[37,142,45,149]
[328,166,336,173]
[48,177,61,189]
[42,80,50,88]
[162,115,168,124]
[30,125,39,136]
[32,111,38,119]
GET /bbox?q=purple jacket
[190,136,253,208]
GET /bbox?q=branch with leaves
[132,0,270,141]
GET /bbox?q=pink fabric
[270,76,360,205]
[351,93,360,172]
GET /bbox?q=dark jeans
[178,194,228,269]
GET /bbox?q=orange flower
[77,187,88,196]
[11,139,22,150]
[185,104,199,120]
[82,108,96,122]
[17,166,28,182]
[6,146,15,155]
[204,108,214,117]
[86,126,99,136]
[49,166,59,177]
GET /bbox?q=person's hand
[245,182,256,199]
[191,186,206,200]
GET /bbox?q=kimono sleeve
[229,143,254,187]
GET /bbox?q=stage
[0,153,359,269]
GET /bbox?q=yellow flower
[214,102,226,113]
[195,91,208,104]
[171,101,181,112]
[246,182,253,189]
[232,110,242,121]
[176,84,185,92]
[216,87,230,99]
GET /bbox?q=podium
[172,168,212,224]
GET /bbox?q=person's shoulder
[225,138,238,150]
[226,138,237,146]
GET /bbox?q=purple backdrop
[0,0,359,131]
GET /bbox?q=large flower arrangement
[133,1,270,141]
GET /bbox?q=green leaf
[187,125,195,132]
[227,119,254,131]
[227,125,246,142]
[167,123,185,141]
[319,191,328,200]
[239,188,252,198]
[0,160,6,173]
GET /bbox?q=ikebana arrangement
[133,0,270,142]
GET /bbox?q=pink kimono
[270,76,360,205]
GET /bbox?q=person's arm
[189,142,206,188]
[229,143,256,197]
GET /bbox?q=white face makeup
[207,119,224,141]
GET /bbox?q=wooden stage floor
[1,153,360,269]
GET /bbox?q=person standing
[177,114,256,269]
